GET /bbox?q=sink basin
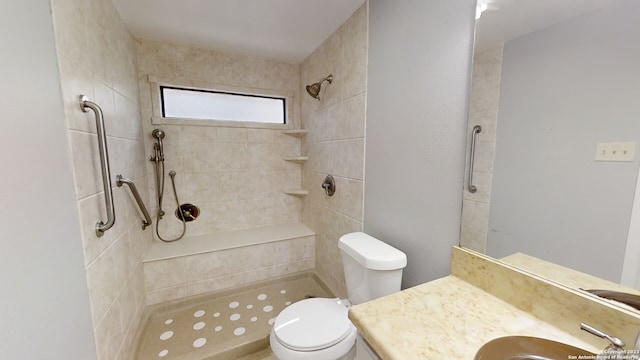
[474,336,596,360]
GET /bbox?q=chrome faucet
[581,323,640,360]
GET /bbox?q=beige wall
[136,39,303,237]
[460,46,503,253]
[50,0,149,358]
[301,3,368,297]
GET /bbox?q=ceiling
[111,0,621,63]
[111,0,365,64]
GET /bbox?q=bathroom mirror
[461,0,640,310]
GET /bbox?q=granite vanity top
[348,275,600,359]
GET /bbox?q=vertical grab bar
[79,95,115,237]
[468,125,482,193]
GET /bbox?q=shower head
[152,129,165,140]
[305,74,333,100]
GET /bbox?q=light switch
[595,142,636,162]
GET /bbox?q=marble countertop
[348,275,601,359]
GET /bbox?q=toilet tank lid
[338,232,407,270]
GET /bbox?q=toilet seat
[273,298,352,351]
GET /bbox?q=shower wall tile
[136,39,302,240]
[342,4,368,99]
[69,131,102,199]
[51,0,149,358]
[57,55,95,133]
[460,46,503,252]
[143,236,315,305]
[301,2,368,297]
[143,257,187,291]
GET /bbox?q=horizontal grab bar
[116,175,152,230]
[80,95,115,237]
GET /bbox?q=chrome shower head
[152,129,165,140]
[305,74,333,100]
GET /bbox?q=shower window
[148,76,293,129]
[160,86,286,124]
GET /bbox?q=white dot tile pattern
[193,338,207,348]
[134,275,331,360]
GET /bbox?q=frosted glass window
[161,86,286,124]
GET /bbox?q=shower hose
[154,162,186,242]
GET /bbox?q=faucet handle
[580,323,625,349]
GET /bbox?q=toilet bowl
[270,232,407,360]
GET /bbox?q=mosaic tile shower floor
[134,273,332,360]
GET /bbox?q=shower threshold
[133,272,332,360]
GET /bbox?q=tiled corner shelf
[282,129,307,137]
[284,190,310,196]
[283,129,308,196]
[283,156,308,163]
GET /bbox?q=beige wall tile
[137,39,303,238]
[461,46,504,253]
[301,3,367,295]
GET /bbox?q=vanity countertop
[348,275,600,359]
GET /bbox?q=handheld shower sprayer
[152,129,165,160]
[150,129,198,242]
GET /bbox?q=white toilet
[270,232,407,360]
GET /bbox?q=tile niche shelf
[283,129,308,197]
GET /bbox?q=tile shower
[49,0,368,357]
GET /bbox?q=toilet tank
[338,232,407,305]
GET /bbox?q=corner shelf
[283,156,308,163]
[284,190,309,196]
[282,128,309,196]
[282,129,307,137]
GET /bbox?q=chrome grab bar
[468,125,482,193]
[116,175,152,230]
[79,95,115,237]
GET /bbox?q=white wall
[487,0,640,282]
[0,1,96,358]
[364,0,475,287]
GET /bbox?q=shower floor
[133,272,332,360]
